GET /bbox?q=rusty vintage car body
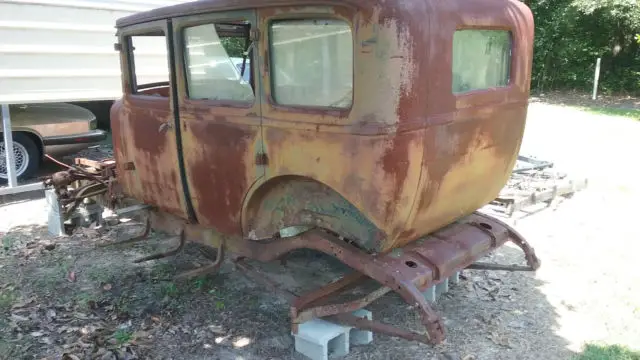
[45,0,540,345]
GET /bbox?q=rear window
[269,19,353,108]
[452,30,512,93]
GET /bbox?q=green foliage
[573,343,640,360]
[221,37,247,58]
[527,0,640,95]
[112,329,133,345]
[573,105,640,119]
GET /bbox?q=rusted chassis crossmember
[44,160,540,346]
[225,213,540,345]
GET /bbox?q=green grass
[575,106,640,119]
[2,235,17,251]
[112,329,133,345]
[574,344,640,360]
[0,288,16,311]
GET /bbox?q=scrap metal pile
[485,155,588,218]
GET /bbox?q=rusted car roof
[116,0,374,27]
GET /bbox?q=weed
[574,344,640,360]
[76,292,97,310]
[193,277,207,290]
[2,236,16,251]
[86,266,112,284]
[215,300,225,311]
[112,329,133,345]
[114,295,133,315]
[152,262,176,278]
[0,288,16,311]
[162,283,179,298]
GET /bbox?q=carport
[0,0,185,195]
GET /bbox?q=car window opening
[184,21,255,102]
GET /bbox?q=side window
[128,33,170,96]
[270,19,353,108]
[183,21,255,102]
[452,30,512,93]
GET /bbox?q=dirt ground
[1,98,639,360]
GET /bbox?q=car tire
[0,132,41,184]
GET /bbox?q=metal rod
[466,262,535,272]
[2,104,18,187]
[174,242,224,280]
[133,229,185,263]
[328,313,429,344]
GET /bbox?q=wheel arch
[241,175,387,252]
[0,129,45,159]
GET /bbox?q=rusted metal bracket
[174,241,225,280]
[465,213,540,272]
[98,217,151,248]
[133,228,185,263]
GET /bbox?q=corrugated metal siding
[0,0,190,104]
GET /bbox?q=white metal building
[1,0,189,194]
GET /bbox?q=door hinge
[114,42,123,52]
[255,152,268,166]
[250,28,260,42]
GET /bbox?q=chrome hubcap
[0,141,29,179]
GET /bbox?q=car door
[172,10,264,235]
[112,20,192,219]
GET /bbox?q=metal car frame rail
[42,156,541,345]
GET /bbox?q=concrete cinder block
[349,309,373,345]
[436,278,449,297]
[449,271,461,285]
[422,285,436,303]
[293,319,349,360]
[293,309,376,360]
[46,189,66,237]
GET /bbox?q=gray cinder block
[46,189,66,237]
[349,309,373,345]
[293,319,349,360]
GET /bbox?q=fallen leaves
[11,296,36,309]
[488,331,512,348]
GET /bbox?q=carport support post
[592,57,601,100]
[1,103,18,187]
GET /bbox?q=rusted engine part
[211,211,541,345]
[42,156,154,242]
[488,155,588,217]
[42,156,116,229]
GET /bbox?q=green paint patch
[573,344,640,360]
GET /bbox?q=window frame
[173,10,260,109]
[265,14,356,114]
[119,22,172,97]
[451,27,514,95]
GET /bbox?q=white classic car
[1,102,107,182]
